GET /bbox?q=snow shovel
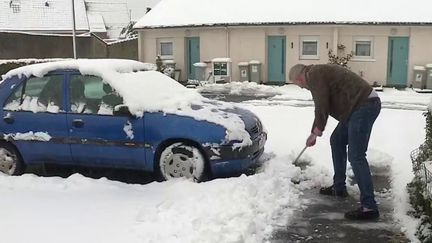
[293,146,307,165]
[291,146,308,184]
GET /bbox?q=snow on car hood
[2,59,252,147]
[103,71,252,147]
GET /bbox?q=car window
[4,75,63,113]
[69,75,123,115]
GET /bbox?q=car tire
[0,142,25,176]
[158,142,206,182]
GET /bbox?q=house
[0,0,159,40]
[134,0,432,87]
[0,0,89,34]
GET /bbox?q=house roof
[0,0,89,32]
[87,13,107,33]
[134,0,432,29]
[85,0,131,39]
[126,0,160,21]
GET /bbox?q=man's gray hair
[289,64,306,81]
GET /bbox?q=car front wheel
[0,142,25,176]
[158,142,206,181]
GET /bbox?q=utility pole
[71,0,77,59]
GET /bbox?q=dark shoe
[319,185,348,198]
[345,207,380,220]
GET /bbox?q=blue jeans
[330,97,381,210]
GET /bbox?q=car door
[1,72,72,164]
[66,73,146,169]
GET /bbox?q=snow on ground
[197,81,285,97]
[198,82,432,110]
[0,85,427,243]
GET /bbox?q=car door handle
[72,119,84,128]
[3,113,14,124]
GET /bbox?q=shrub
[409,111,432,242]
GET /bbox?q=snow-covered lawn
[0,84,428,243]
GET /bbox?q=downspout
[333,27,338,54]
[137,31,143,61]
[225,25,230,58]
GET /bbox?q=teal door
[186,37,200,80]
[387,37,409,87]
[268,36,286,84]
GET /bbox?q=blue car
[0,59,266,181]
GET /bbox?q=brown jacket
[305,64,372,133]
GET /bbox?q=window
[69,75,123,115]
[157,39,173,59]
[353,37,373,59]
[160,42,173,56]
[300,36,319,59]
[213,62,228,76]
[9,0,21,13]
[4,75,63,113]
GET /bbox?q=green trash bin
[413,65,426,89]
[193,62,207,81]
[249,60,261,83]
[238,62,249,81]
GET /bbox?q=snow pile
[4,132,52,141]
[242,86,432,111]
[133,157,304,243]
[379,88,432,110]
[2,59,252,146]
[198,81,285,97]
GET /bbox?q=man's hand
[306,133,317,147]
[312,127,323,137]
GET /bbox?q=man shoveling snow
[289,63,381,220]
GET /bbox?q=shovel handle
[293,146,307,164]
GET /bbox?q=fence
[411,147,432,199]
[0,32,137,60]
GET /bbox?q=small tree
[328,49,353,68]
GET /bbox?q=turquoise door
[268,36,286,84]
[387,37,409,87]
[186,37,200,80]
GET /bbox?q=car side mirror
[113,105,133,117]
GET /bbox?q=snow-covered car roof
[2,59,155,80]
[2,59,252,147]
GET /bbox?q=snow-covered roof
[134,0,432,29]
[126,0,161,21]
[85,0,131,39]
[87,13,107,33]
[0,0,89,32]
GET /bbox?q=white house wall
[138,25,432,86]
[409,27,432,84]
